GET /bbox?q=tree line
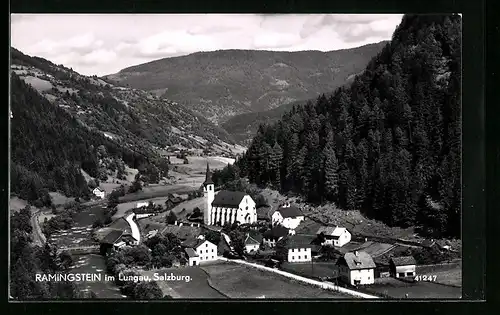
[233,14,462,238]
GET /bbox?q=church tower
[203,162,215,225]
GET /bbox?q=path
[30,210,46,246]
[217,258,379,299]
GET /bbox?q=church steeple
[204,162,214,185]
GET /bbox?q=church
[203,163,257,226]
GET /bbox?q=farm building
[165,194,183,209]
[389,256,417,279]
[316,226,351,247]
[99,229,124,254]
[92,187,105,199]
[263,226,289,248]
[271,203,304,231]
[244,231,263,253]
[161,221,202,241]
[337,251,376,286]
[181,236,218,266]
[203,164,257,226]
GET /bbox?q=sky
[11,14,403,76]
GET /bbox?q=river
[48,206,126,299]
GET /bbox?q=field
[10,196,29,213]
[201,261,349,299]
[416,262,462,287]
[281,262,338,279]
[366,277,461,299]
[139,265,227,299]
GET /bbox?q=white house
[262,226,289,248]
[182,236,218,265]
[203,163,257,226]
[336,251,376,286]
[93,187,105,199]
[316,226,351,247]
[389,256,417,279]
[271,203,304,230]
[286,235,313,263]
[136,201,150,208]
[244,232,263,253]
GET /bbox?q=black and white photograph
[9,13,462,300]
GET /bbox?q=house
[93,187,105,199]
[271,203,304,230]
[218,233,232,255]
[181,236,218,266]
[136,201,150,208]
[244,231,263,253]
[99,229,124,254]
[203,163,257,226]
[165,194,183,210]
[262,226,289,248]
[285,235,314,263]
[336,251,376,286]
[389,256,417,279]
[316,226,351,247]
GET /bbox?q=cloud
[10,14,403,76]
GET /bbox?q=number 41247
[415,275,437,282]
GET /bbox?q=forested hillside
[10,73,154,206]
[233,14,462,238]
[11,48,234,150]
[105,42,387,124]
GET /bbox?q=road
[30,210,46,246]
[218,257,379,299]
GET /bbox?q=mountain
[10,48,240,204]
[227,14,462,238]
[10,72,154,206]
[11,48,235,152]
[104,42,387,124]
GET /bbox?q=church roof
[203,162,214,185]
[211,190,247,208]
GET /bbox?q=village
[70,159,462,299]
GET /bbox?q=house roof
[248,230,263,242]
[93,187,104,192]
[107,217,132,234]
[184,248,198,258]
[276,206,303,218]
[245,234,261,245]
[316,226,348,239]
[338,251,376,270]
[285,234,316,249]
[100,229,124,245]
[211,190,247,208]
[203,163,214,185]
[390,256,417,266]
[182,238,214,249]
[263,226,289,240]
[161,224,202,240]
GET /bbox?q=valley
[10,13,463,301]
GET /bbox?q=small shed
[389,256,417,278]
